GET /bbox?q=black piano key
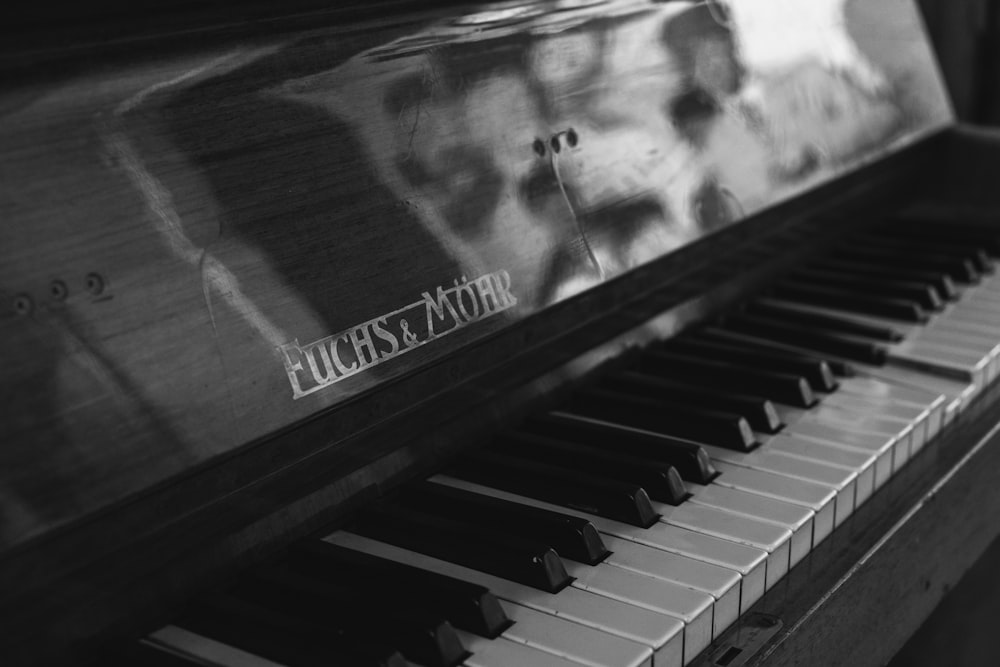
[853,234,994,273]
[768,283,929,322]
[496,432,689,505]
[785,268,945,310]
[290,541,512,638]
[450,449,660,528]
[352,503,572,593]
[570,387,758,452]
[720,315,889,365]
[176,594,406,667]
[699,327,858,378]
[398,481,611,564]
[744,301,904,343]
[601,371,784,433]
[665,334,841,393]
[631,349,818,408]
[106,642,208,667]
[523,412,718,484]
[830,245,981,284]
[883,220,1000,257]
[810,258,959,300]
[234,569,468,667]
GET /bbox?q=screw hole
[566,128,578,147]
[550,135,561,153]
[532,138,546,157]
[86,273,105,295]
[50,280,68,301]
[13,294,33,315]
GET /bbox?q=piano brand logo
[278,271,517,399]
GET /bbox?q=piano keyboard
[126,218,1000,667]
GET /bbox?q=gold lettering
[350,325,381,366]
[372,317,400,356]
[422,286,461,338]
[331,334,359,374]
[278,340,312,398]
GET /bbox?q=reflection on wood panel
[0,0,950,549]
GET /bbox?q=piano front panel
[0,0,951,554]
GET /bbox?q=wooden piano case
[0,1,998,664]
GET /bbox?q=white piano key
[599,535,741,638]
[812,395,929,456]
[835,377,945,444]
[456,630,595,667]
[432,475,768,614]
[149,626,282,667]
[783,421,895,488]
[861,364,976,421]
[709,462,837,545]
[328,532,686,663]
[649,501,792,590]
[782,402,913,471]
[497,601,653,667]
[699,444,858,528]
[561,561,715,660]
[763,435,876,507]
[683,482,814,568]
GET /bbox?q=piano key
[232,569,468,667]
[559,560,715,656]
[681,483,814,568]
[762,435,877,507]
[708,462,837,545]
[452,450,659,527]
[352,503,572,592]
[660,337,840,393]
[633,350,818,408]
[810,259,959,300]
[851,234,993,273]
[598,535,742,638]
[175,594,408,667]
[829,245,982,284]
[809,395,928,455]
[525,413,718,485]
[747,299,905,343]
[432,475,769,615]
[108,641,213,667]
[328,532,687,667]
[496,600,654,667]
[455,630,595,667]
[290,541,512,638]
[784,420,898,488]
[601,372,784,433]
[497,433,688,506]
[150,626,290,667]
[784,269,945,311]
[648,501,792,590]
[836,377,946,440]
[721,315,890,364]
[697,444,858,528]
[781,402,915,471]
[767,283,929,323]
[398,481,611,565]
[570,388,758,452]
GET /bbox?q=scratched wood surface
[0,0,951,553]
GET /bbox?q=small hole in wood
[550,135,561,153]
[86,273,105,295]
[532,138,546,157]
[566,128,578,147]
[50,280,68,301]
[13,294,33,315]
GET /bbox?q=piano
[2,1,1000,665]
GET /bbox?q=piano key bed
[120,218,1000,667]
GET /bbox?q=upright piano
[3,1,1000,665]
